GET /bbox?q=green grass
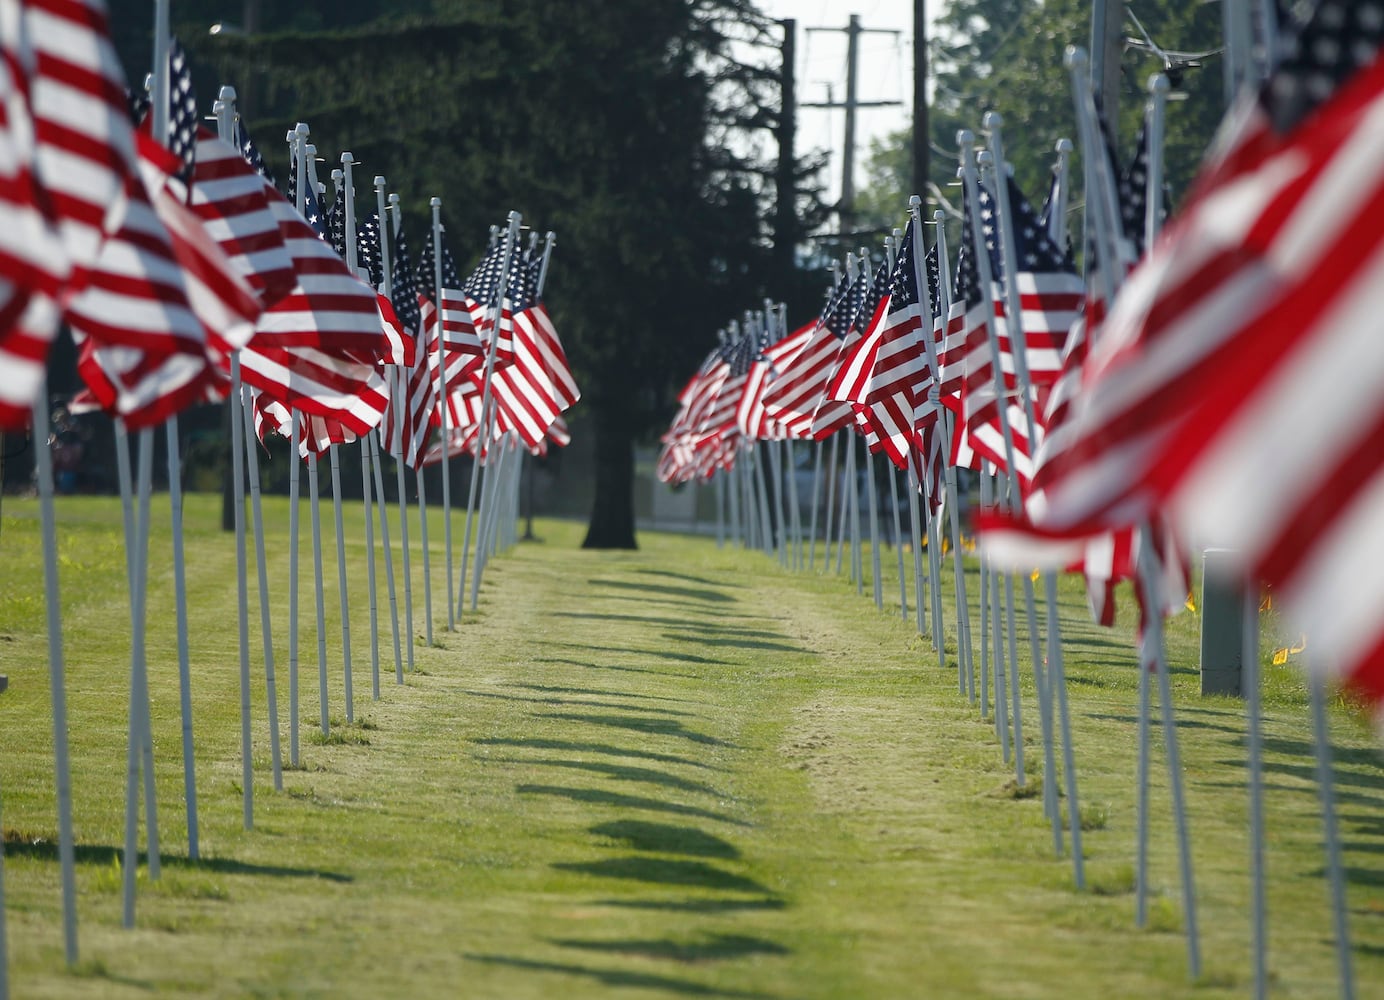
[0,493,1381,998]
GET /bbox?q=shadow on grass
[564,643,729,666]
[1307,865,1384,889]
[472,736,720,771]
[505,682,694,704]
[534,712,735,748]
[463,954,776,998]
[518,785,746,827]
[548,933,789,962]
[462,688,696,718]
[590,820,739,858]
[1225,758,1384,794]
[1085,712,1244,736]
[1203,780,1384,810]
[551,612,776,633]
[660,633,808,655]
[533,656,694,679]
[553,856,767,893]
[0,835,352,882]
[1258,735,1384,771]
[588,577,737,604]
[634,568,748,590]
[510,758,721,796]
[594,897,787,913]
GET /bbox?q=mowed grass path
[1,494,1382,998]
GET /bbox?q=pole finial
[1065,45,1088,71]
[983,110,1003,130]
[340,151,355,166]
[1149,73,1171,95]
[956,129,975,150]
[295,122,310,138]
[430,196,441,208]
[373,175,386,188]
[908,194,922,210]
[1056,138,1073,154]
[219,84,237,101]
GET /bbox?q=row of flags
[0,0,580,467]
[659,2,1384,722]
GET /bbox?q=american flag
[166,38,197,191]
[807,267,872,440]
[357,212,384,288]
[388,217,423,336]
[326,186,347,259]
[1010,0,1384,703]
[759,278,848,439]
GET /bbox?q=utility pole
[1089,0,1124,135]
[912,0,928,210]
[802,14,903,235]
[774,18,797,286]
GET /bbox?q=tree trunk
[582,407,637,549]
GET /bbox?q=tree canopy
[109,0,820,548]
[857,0,1225,237]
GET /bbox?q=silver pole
[361,436,379,700]
[229,353,254,827]
[308,452,330,735]
[714,471,726,547]
[1310,671,1356,999]
[388,196,416,673]
[1136,528,1201,978]
[807,439,823,569]
[239,391,284,789]
[469,212,523,612]
[329,446,354,722]
[164,416,197,857]
[31,387,78,964]
[429,198,456,631]
[288,422,301,766]
[865,449,883,610]
[1244,574,1266,1000]
[369,432,403,686]
[417,456,433,647]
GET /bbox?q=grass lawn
[0,492,1381,998]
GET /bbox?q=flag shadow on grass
[587,578,737,604]
[632,568,748,590]
[0,836,352,882]
[533,655,698,680]
[589,819,739,859]
[659,633,809,655]
[462,688,699,718]
[558,642,730,666]
[552,612,790,643]
[462,953,778,999]
[553,856,767,893]
[533,711,737,747]
[517,785,747,827]
[497,758,722,797]
[472,736,722,771]
[547,933,789,963]
[504,681,696,704]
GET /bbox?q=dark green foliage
[857,0,1226,234]
[109,1,818,548]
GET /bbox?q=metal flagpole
[962,133,1034,789]
[728,451,742,548]
[341,152,379,699]
[31,386,78,963]
[329,442,354,722]
[429,198,456,630]
[1135,629,1153,926]
[807,439,823,570]
[239,392,284,788]
[1309,671,1356,998]
[288,422,302,765]
[837,432,852,576]
[820,434,836,571]
[1243,574,1266,1000]
[753,443,774,558]
[166,414,196,856]
[783,439,801,569]
[229,346,254,825]
[469,212,523,612]
[373,178,404,685]
[889,464,906,619]
[1136,529,1201,977]
[715,471,726,547]
[978,468,992,720]
[931,207,975,690]
[417,445,433,646]
[388,194,416,672]
[865,447,883,609]
[907,464,926,634]
[308,450,330,735]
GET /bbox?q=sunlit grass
[0,493,1380,998]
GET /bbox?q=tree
[171,0,815,549]
[856,0,1226,238]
